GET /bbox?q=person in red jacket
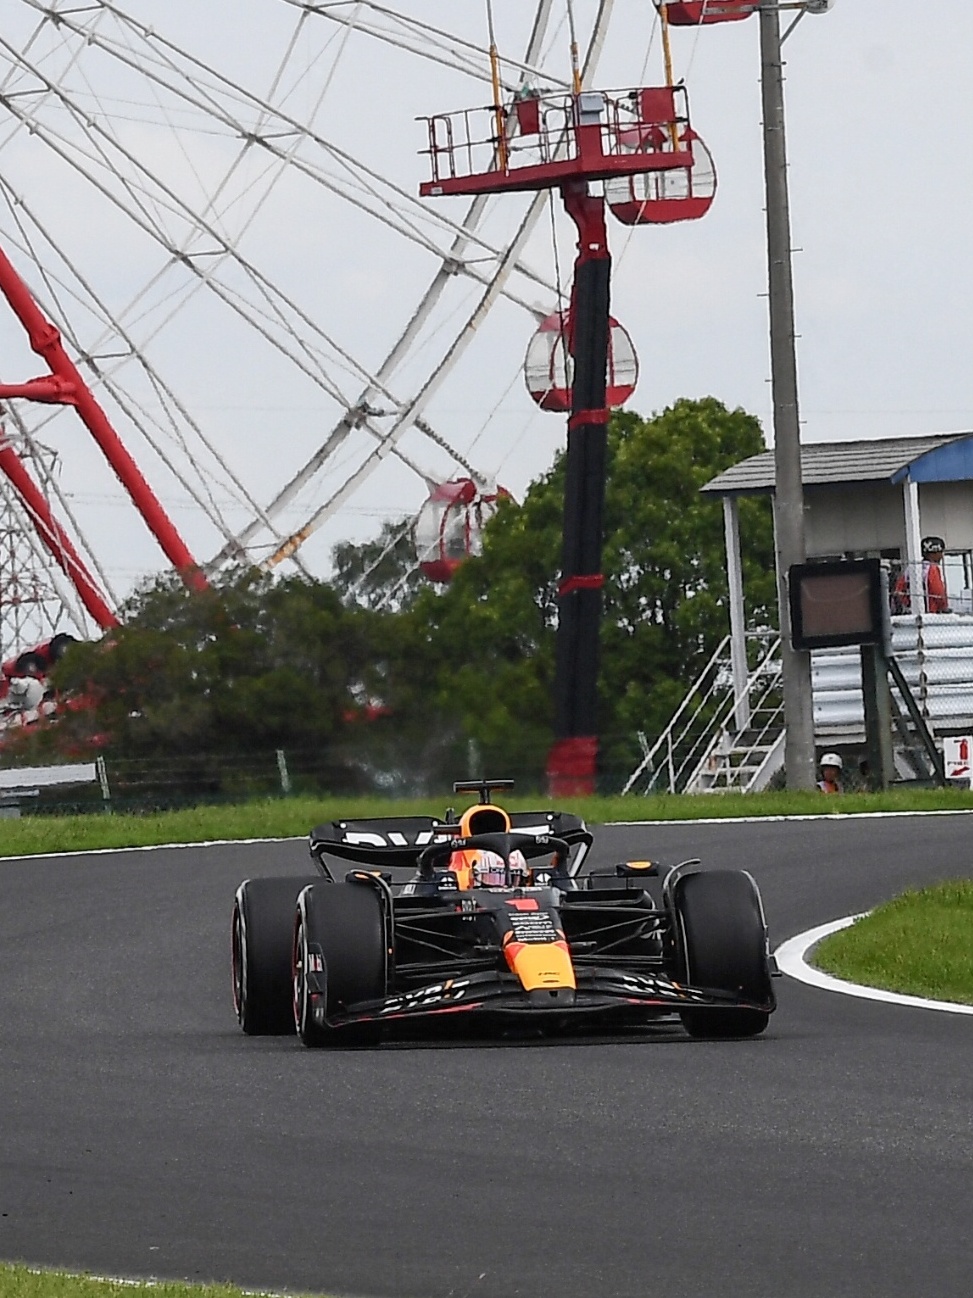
[920,536,950,612]
[892,536,951,613]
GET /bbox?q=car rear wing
[309,810,592,875]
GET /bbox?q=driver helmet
[819,752,843,771]
[472,848,530,888]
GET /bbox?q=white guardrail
[814,614,973,730]
[0,761,105,817]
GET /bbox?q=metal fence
[815,613,973,735]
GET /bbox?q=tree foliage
[331,517,422,611]
[35,398,774,794]
[49,570,384,766]
[391,397,775,782]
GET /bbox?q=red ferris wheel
[0,0,796,743]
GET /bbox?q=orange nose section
[503,935,576,991]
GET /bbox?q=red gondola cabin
[524,311,638,413]
[415,479,507,584]
[656,1,759,24]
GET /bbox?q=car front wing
[318,966,774,1029]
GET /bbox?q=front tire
[293,882,388,1048]
[671,869,773,1040]
[232,876,317,1035]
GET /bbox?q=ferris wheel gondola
[414,479,509,585]
[655,1,759,24]
[524,311,638,413]
[605,87,717,226]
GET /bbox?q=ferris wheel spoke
[0,200,237,545]
[0,75,392,416]
[3,410,119,613]
[7,7,550,410]
[0,474,91,637]
[1,0,620,600]
[1,11,555,430]
[287,0,571,92]
[212,0,561,565]
[343,516,415,605]
[35,5,547,272]
[0,182,318,566]
[3,27,553,339]
[260,192,548,570]
[252,0,616,567]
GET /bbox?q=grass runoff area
[3,785,973,860]
[0,1266,322,1298]
[814,880,973,1005]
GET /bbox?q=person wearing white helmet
[817,752,843,795]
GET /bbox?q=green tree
[395,397,776,785]
[47,569,385,782]
[33,398,774,797]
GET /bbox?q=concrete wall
[802,480,973,557]
[912,481,973,550]
[803,483,905,556]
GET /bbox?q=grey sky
[0,1,968,611]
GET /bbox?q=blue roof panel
[892,438,973,483]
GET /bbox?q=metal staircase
[623,614,973,796]
[622,632,783,795]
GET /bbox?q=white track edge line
[0,835,305,864]
[5,806,973,865]
[774,915,973,1016]
[6,837,972,1020]
[22,1267,291,1296]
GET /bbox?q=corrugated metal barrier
[814,614,973,732]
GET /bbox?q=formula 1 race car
[231,780,778,1046]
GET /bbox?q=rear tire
[293,882,387,1048]
[232,876,317,1035]
[671,870,772,1040]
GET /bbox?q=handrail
[679,638,782,793]
[621,631,780,795]
[620,635,729,794]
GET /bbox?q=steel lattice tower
[0,440,85,663]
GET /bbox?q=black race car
[231,780,778,1045]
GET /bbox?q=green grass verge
[3,786,973,860]
[0,1264,323,1297]
[814,881,973,1004]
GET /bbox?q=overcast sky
[0,0,970,613]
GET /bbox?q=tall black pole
[759,2,816,789]
[547,181,611,797]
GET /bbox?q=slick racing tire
[232,876,318,1035]
[293,882,387,1048]
[671,869,772,1040]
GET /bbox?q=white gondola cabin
[605,87,716,226]
[524,311,638,413]
[415,479,506,584]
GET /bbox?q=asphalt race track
[2,815,973,1298]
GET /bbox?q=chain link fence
[6,724,655,816]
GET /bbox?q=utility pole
[759,2,816,789]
